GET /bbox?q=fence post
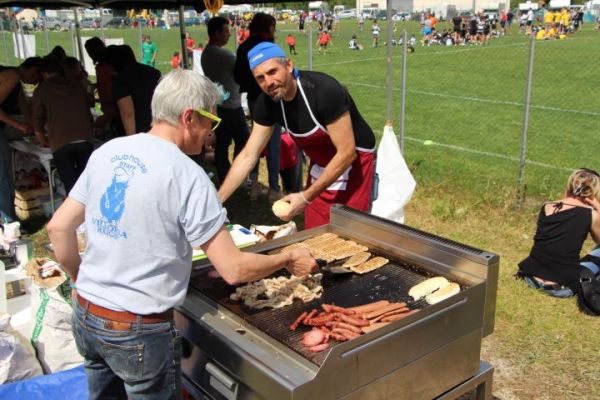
[399,30,407,153]
[307,26,312,71]
[0,19,7,64]
[516,34,536,207]
[385,0,393,123]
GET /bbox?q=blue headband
[248,42,286,70]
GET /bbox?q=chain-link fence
[3,15,597,206]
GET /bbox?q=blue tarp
[0,365,88,400]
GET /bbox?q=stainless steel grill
[176,206,499,400]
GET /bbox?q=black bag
[578,258,600,316]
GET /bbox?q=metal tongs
[316,258,353,275]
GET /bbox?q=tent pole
[73,8,84,61]
[99,7,105,42]
[179,6,188,69]
[385,0,393,122]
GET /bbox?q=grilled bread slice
[342,252,371,268]
[408,277,449,301]
[350,256,389,274]
[425,282,460,304]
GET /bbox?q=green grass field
[11,18,600,399]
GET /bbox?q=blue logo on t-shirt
[93,155,148,240]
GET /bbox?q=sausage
[306,313,335,326]
[308,342,330,352]
[329,331,349,341]
[333,321,362,333]
[319,326,334,336]
[322,304,356,315]
[304,309,318,324]
[371,308,410,323]
[361,322,391,334]
[347,300,390,315]
[332,327,361,340]
[363,303,407,319]
[290,311,308,331]
[302,328,326,347]
[338,313,370,327]
[381,309,419,322]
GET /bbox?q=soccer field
[8,19,598,202]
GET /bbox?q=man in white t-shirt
[372,20,381,47]
[47,70,316,400]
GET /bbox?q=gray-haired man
[47,70,316,399]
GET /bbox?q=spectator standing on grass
[105,45,161,135]
[0,57,40,222]
[202,16,258,188]
[234,12,283,201]
[287,33,297,55]
[47,70,317,400]
[518,168,600,298]
[141,34,158,67]
[317,31,332,54]
[298,12,305,34]
[171,51,181,69]
[358,13,365,31]
[185,32,195,62]
[32,56,94,195]
[372,20,381,47]
[526,8,534,35]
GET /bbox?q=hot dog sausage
[338,313,370,327]
[290,311,308,331]
[363,303,407,319]
[381,309,419,322]
[371,308,410,323]
[347,300,390,314]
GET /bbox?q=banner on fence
[12,33,35,59]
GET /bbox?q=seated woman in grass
[517,168,600,297]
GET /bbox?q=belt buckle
[104,320,133,331]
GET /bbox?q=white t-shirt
[372,25,381,37]
[70,133,228,314]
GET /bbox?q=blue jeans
[0,128,16,222]
[72,301,182,400]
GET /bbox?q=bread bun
[272,200,292,219]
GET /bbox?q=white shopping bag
[371,125,416,223]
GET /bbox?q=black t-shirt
[253,70,375,150]
[519,203,592,291]
[112,63,161,133]
[234,35,271,102]
[452,16,462,27]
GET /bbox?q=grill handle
[205,362,238,400]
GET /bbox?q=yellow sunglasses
[197,109,221,131]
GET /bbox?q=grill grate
[189,254,437,366]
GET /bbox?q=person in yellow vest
[553,10,561,27]
[560,9,570,34]
[548,25,557,38]
[536,27,547,40]
[544,9,554,28]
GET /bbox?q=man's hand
[584,196,600,213]
[285,248,317,277]
[278,192,309,221]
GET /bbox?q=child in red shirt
[318,31,332,54]
[171,51,180,69]
[286,34,297,55]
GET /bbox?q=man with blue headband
[218,42,376,228]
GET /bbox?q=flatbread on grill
[306,237,345,250]
[331,244,370,260]
[270,242,308,255]
[302,233,338,246]
[350,256,389,274]
[342,252,371,268]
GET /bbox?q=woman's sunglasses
[580,168,600,178]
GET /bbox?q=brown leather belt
[77,294,173,331]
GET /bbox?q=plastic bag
[26,258,83,374]
[370,125,416,223]
[0,313,43,384]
